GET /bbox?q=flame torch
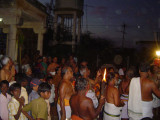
[101,68,107,96]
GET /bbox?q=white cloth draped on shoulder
[128,77,153,120]
[86,90,98,108]
[128,77,143,120]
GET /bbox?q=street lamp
[156,51,160,57]
[0,18,3,22]
[155,50,160,66]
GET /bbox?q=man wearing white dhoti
[148,65,160,118]
[104,72,124,120]
[119,69,134,120]
[58,67,75,120]
[128,63,160,120]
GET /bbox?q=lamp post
[156,51,160,57]
[0,18,3,22]
[155,51,160,66]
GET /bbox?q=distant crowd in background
[0,51,160,120]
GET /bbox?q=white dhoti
[128,101,153,120]
[142,101,153,118]
[57,104,71,120]
[120,94,129,119]
[103,102,122,120]
[128,110,143,120]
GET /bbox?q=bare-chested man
[104,72,124,120]
[148,65,160,117]
[70,77,105,120]
[0,56,15,82]
[80,66,100,87]
[119,69,134,120]
[47,57,59,76]
[57,66,74,120]
[128,63,160,120]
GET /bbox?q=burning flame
[103,68,107,82]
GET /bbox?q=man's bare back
[70,94,95,120]
[141,78,159,101]
[70,78,105,120]
[106,86,123,107]
[137,64,160,101]
[128,64,160,119]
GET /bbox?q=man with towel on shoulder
[128,63,160,120]
[70,78,105,120]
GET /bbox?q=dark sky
[39,0,160,48]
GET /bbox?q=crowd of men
[0,53,160,120]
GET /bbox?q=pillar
[77,17,81,44]
[37,32,43,55]
[3,28,9,55]
[72,12,77,53]
[8,24,17,61]
[53,13,58,42]
[34,27,46,56]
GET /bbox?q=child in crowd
[8,83,27,120]
[22,82,51,120]
[29,78,42,103]
[35,73,46,82]
[0,80,11,120]
[46,76,55,105]
[16,73,28,105]
[46,76,55,120]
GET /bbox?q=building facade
[0,0,47,61]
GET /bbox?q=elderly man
[80,66,101,108]
[0,56,15,82]
[22,64,32,94]
[57,66,75,120]
[70,78,105,120]
[80,66,100,86]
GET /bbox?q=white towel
[128,77,143,120]
[86,90,98,108]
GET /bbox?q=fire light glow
[103,68,107,82]
[0,18,3,22]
